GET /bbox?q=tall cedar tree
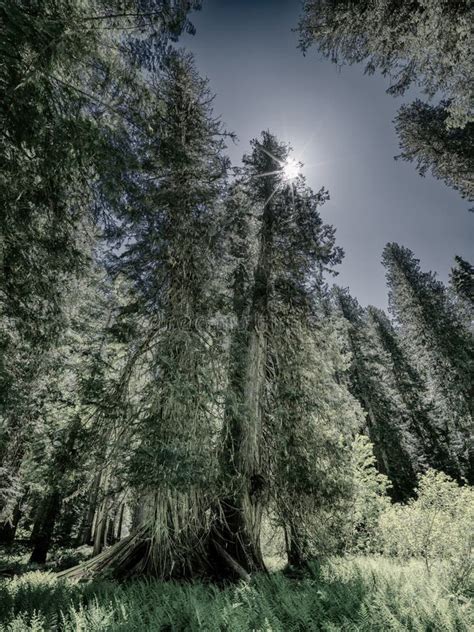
[61,51,229,580]
[450,256,474,308]
[395,101,474,208]
[25,270,130,562]
[365,306,455,479]
[214,132,361,574]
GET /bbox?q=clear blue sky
[182,0,473,308]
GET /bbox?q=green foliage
[298,0,473,127]
[0,0,201,532]
[382,243,473,483]
[395,100,474,208]
[116,50,229,498]
[346,436,391,553]
[379,469,474,594]
[333,288,423,500]
[451,256,474,307]
[221,131,360,568]
[1,0,471,599]
[272,317,362,561]
[0,557,472,631]
[298,0,473,206]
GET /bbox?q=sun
[282,157,299,181]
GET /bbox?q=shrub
[346,435,391,553]
[379,469,474,593]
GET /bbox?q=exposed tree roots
[57,505,268,583]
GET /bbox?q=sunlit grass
[0,556,472,631]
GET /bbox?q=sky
[182,0,473,308]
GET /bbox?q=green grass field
[0,556,472,631]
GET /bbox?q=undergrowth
[0,557,472,631]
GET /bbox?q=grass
[0,556,472,631]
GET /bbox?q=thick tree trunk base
[57,527,151,581]
[57,527,209,581]
[57,519,266,583]
[209,497,267,582]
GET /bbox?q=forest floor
[0,548,472,631]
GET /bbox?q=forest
[0,1,473,630]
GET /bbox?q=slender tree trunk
[93,464,114,556]
[76,472,102,546]
[131,497,145,531]
[116,501,125,541]
[93,499,109,556]
[106,505,117,545]
[284,522,309,569]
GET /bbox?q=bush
[378,469,474,593]
[346,435,391,553]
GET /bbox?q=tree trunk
[285,522,309,569]
[29,491,61,564]
[212,319,269,577]
[115,502,125,541]
[92,499,108,556]
[29,416,81,563]
[211,491,265,578]
[76,472,102,546]
[106,506,117,546]
[59,491,213,580]
[58,138,279,582]
[131,497,145,531]
[212,171,275,577]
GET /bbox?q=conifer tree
[394,101,474,209]
[382,243,473,483]
[450,256,474,308]
[215,132,361,573]
[1,265,125,558]
[298,0,472,126]
[333,288,419,500]
[0,0,199,532]
[365,306,453,478]
[60,50,230,580]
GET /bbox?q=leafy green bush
[346,435,391,553]
[379,469,474,593]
